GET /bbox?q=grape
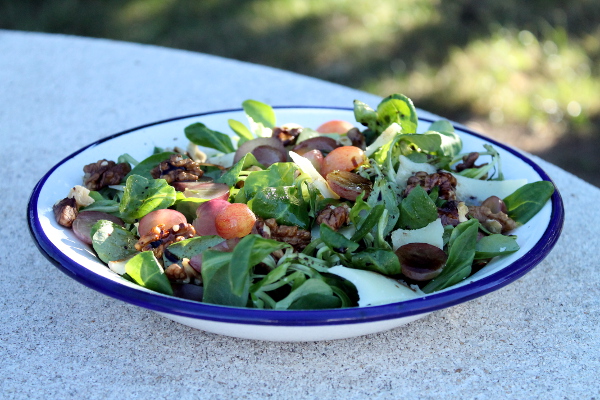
[292,136,338,156]
[138,209,187,237]
[192,199,231,236]
[72,211,124,244]
[316,119,354,134]
[301,149,325,173]
[326,171,373,201]
[395,243,447,281]
[320,146,367,177]
[215,203,256,239]
[234,137,285,164]
[251,145,287,166]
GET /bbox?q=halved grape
[316,119,354,134]
[320,145,367,177]
[395,243,447,281]
[138,209,187,237]
[192,199,231,236]
[234,137,286,164]
[326,170,372,201]
[171,283,204,301]
[301,149,325,173]
[72,211,124,245]
[215,203,256,239]
[251,145,287,166]
[292,136,338,156]
[481,195,507,214]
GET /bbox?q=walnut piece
[164,258,201,284]
[272,125,302,147]
[437,200,461,227]
[83,159,131,191]
[455,152,487,172]
[252,218,311,252]
[135,222,196,260]
[315,203,351,231]
[468,205,517,234]
[150,154,204,184]
[53,197,78,228]
[404,171,457,201]
[346,127,366,150]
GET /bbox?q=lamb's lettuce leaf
[91,220,138,263]
[423,218,479,293]
[504,181,555,225]
[185,122,236,153]
[217,152,264,188]
[242,162,299,200]
[119,174,176,223]
[250,185,310,230]
[474,234,520,260]
[125,251,173,295]
[398,185,438,229]
[126,152,175,180]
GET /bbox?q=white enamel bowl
[28,107,564,341]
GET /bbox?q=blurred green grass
[3,0,599,185]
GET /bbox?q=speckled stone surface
[1,30,598,399]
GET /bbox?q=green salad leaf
[376,93,418,134]
[125,251,173,295]
[350,248,401,276]
[165,235,225,263]
[275,279,339,310]
[229,235,290,296]
[398,185,438,229]
[228,118,254,142]
[474,234,520,260]
[504,181,555,225]
[320,223,360,254]
[423,218,479,293]
[201,250,248,307]
[185,122,236,153]
[91,220,138,264]
[242,99,276,129]
[119,174,176,223]
[217,152,264,188]
[250,185,310,230]
[126,152,175,180]
[242,162,299,200]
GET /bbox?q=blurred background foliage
[2,0,599,185]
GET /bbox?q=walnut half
[135,223,196,260]
[404,171,457,201]
[83,159,131,191]
[315,204,350,231]
[150,154,203,184]
[252,218,311,252]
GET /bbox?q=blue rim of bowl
[27,106,564,327]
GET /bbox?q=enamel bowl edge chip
[28,106,564,341]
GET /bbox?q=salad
[52,94,554,310]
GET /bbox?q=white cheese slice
[365,123,401,157]
[390,218,444,251]
[328,266,422,307]
[207,152,235,168]
[395,154,437,191]
[453,173,527,204]
[289,151,340,199]
[68,185,94,208]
